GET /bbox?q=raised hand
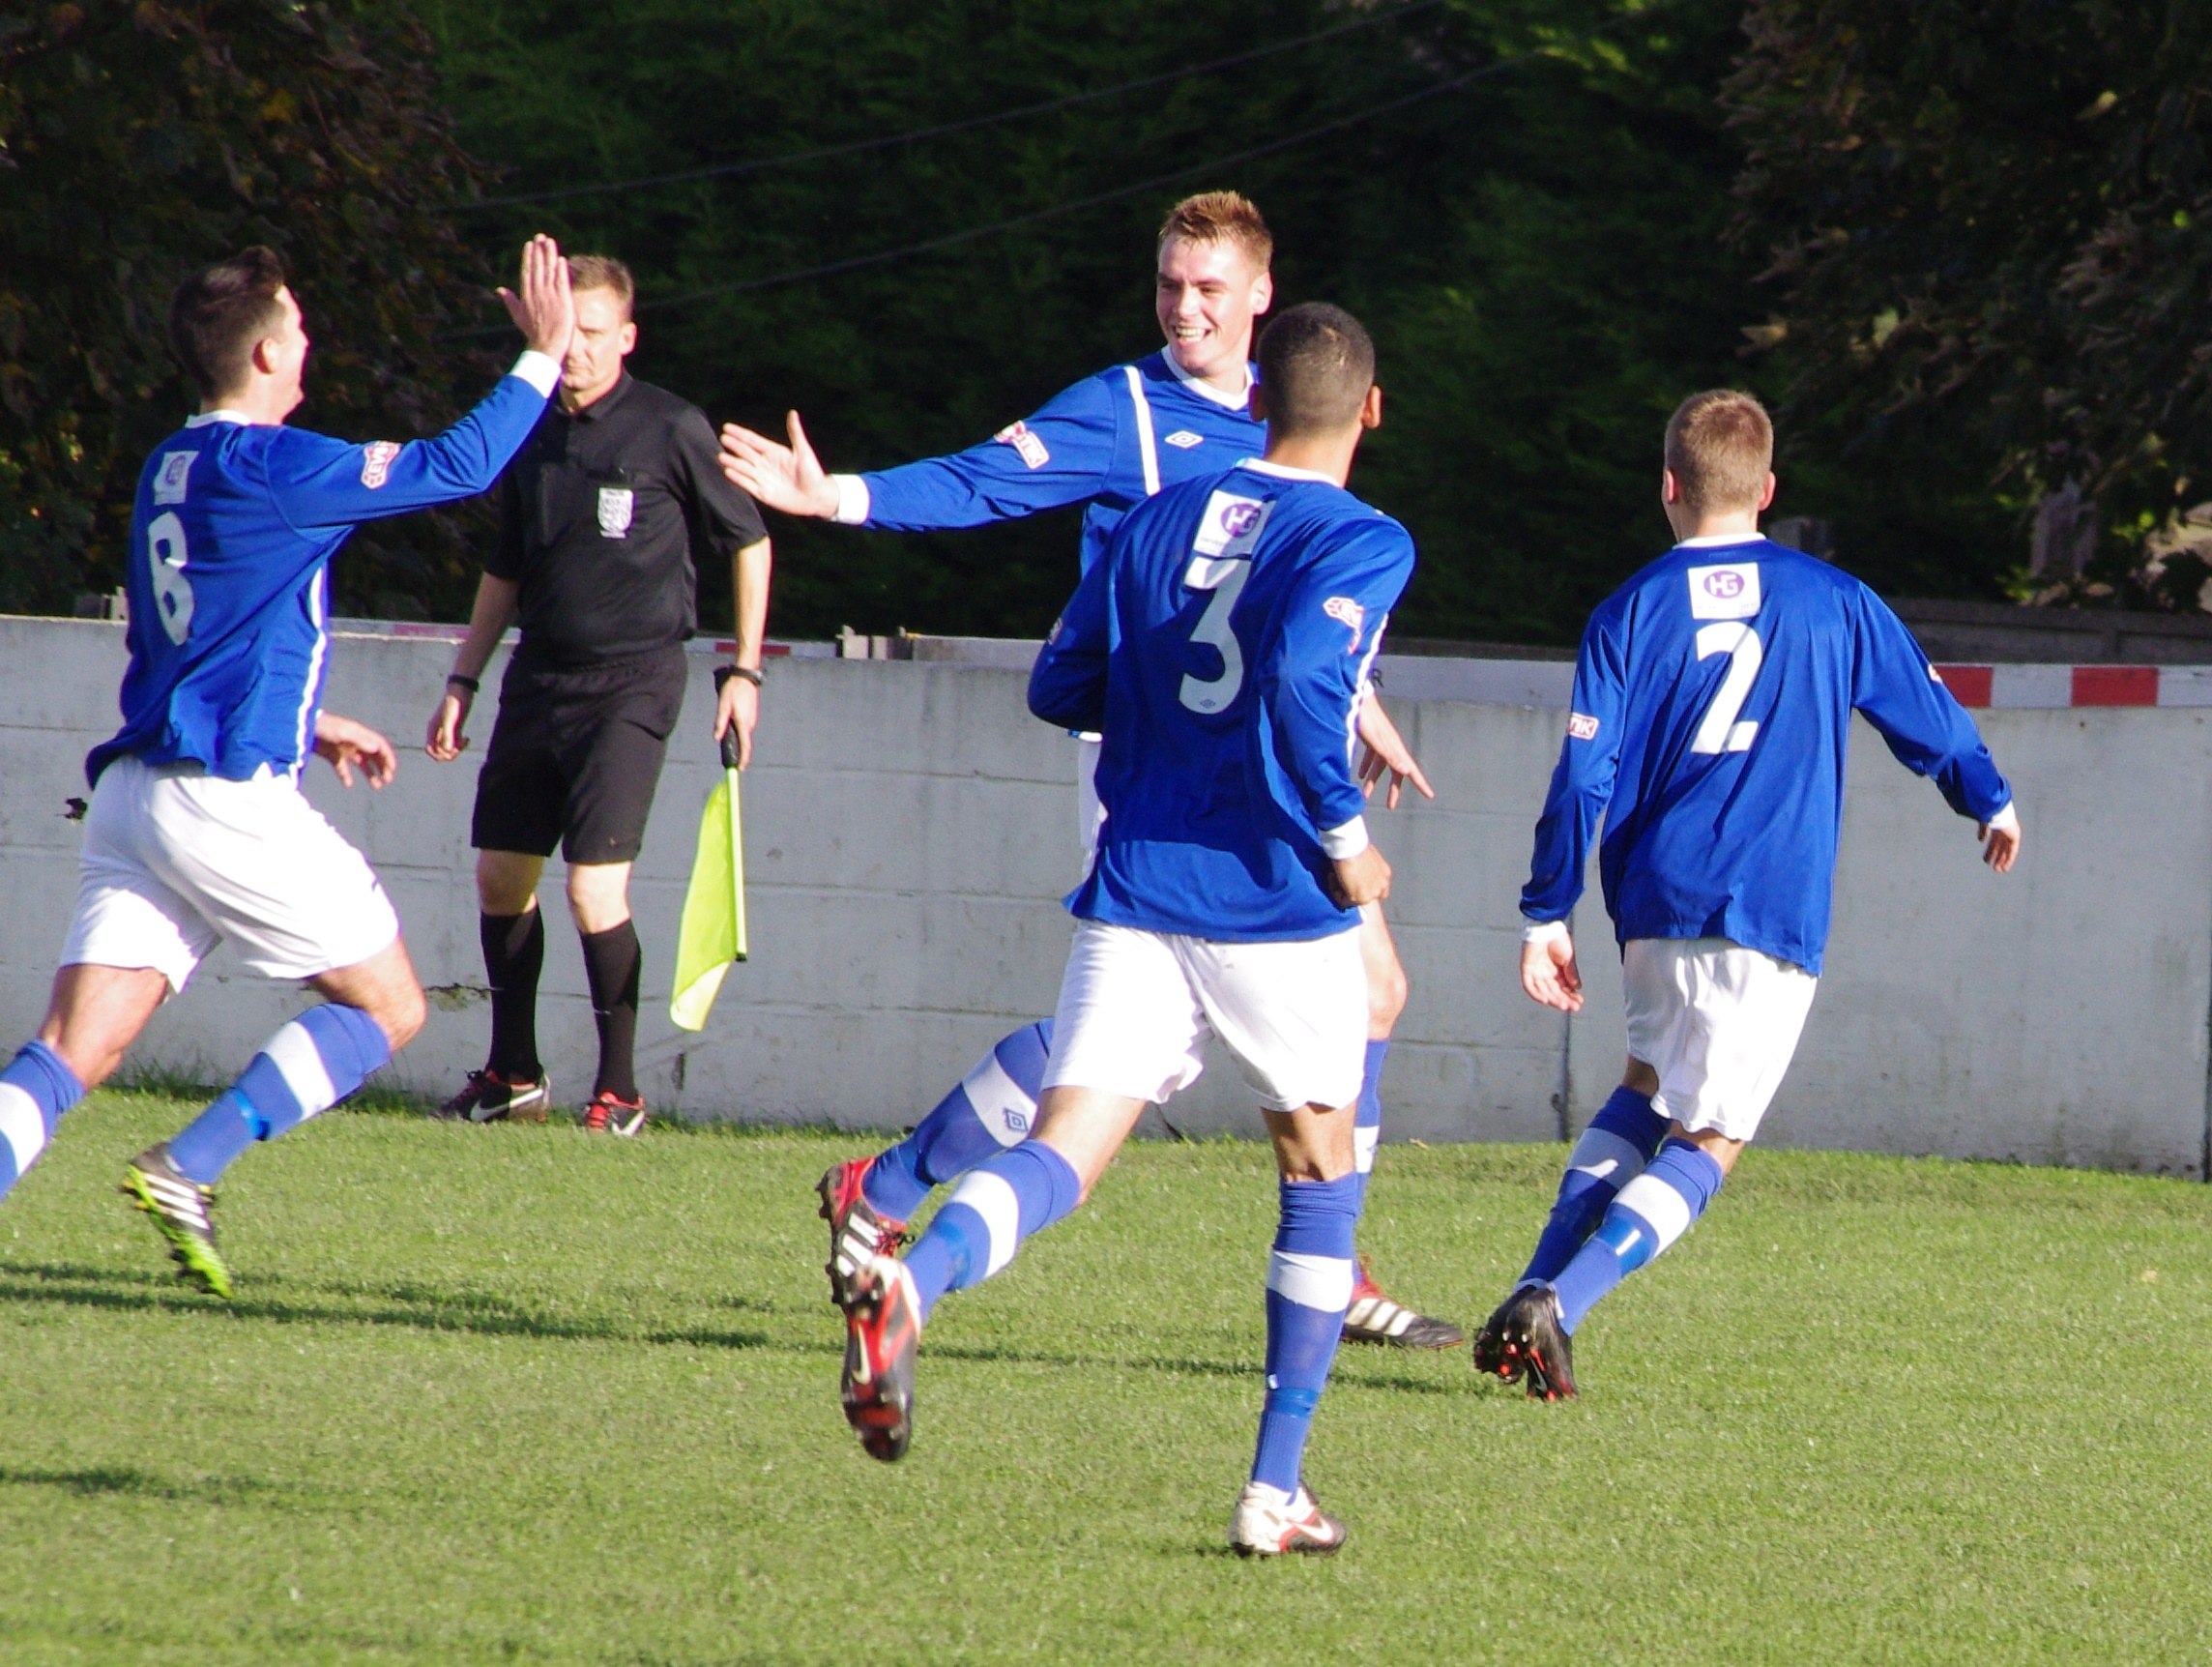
[498,234,575,363]
[719,410,839,518]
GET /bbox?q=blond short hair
[1157,190,1273,274]
[1664,390,1774,514]
[566,253,636,320]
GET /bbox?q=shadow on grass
[0,1261,794,1354]
[0,1464,302,1506]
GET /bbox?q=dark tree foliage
[0,0,498,619]
[1727,0,2212,588]
[428,0,1773,645]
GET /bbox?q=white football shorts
[1043,919,1367,1113]
[1621,936,1819,1142]
[61,755,400,993]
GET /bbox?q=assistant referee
[425,254,770,1135]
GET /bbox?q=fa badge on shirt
[597,485,635,540]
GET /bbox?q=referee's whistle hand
[713,675,758,769]
[1520,934,1584,1013]
[425,692,471,762]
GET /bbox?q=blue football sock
[1251,1170,1364,1494]
[1519,1085,1670,1286]
[0,1040,84,1200]
[864,1020,1054,1222]
[1551,1137,1727,1333]
[1352,1039,1386,1205]
[901,1138,1082,1320]
[167,1005,391,1185]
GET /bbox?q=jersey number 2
[1691,622,1761,753]
[146,512,194,645]
[1179,556,1251,715]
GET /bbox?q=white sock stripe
[1568,1126,1649,1184]
[1266,1249,1356,1313]
[0,1084,46,1175]
[1353,1124,1379,1174]
[262,1020,338,1122]
[947,1169,1023,1278]
[961,1053,1038,1149]
[1613,1171,1696,1253]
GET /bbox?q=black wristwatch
[447,673,480,694]
[723,664,765,687]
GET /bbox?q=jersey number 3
[1691,622,1761,753]
[146,512,194,645]
[1179,556,1251,715]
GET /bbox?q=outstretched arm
[273,237,571,528]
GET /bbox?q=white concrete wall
[2,615,2203,1176]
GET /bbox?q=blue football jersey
[1031,460,1415,942]
[853,350,1264,572]
[87,360,556,788]
[1522,534,2013,974]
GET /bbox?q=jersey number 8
[146,512,194,645]
[1691,621,1761,754]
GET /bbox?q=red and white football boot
[841,1253,921,1462]
[816,1158,909,1311]
[1230,1480,1349,1557]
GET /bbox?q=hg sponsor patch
[1193,489,1271,559]
[359,441,402,489]
[994,420,1051,470]
[1687,561,1761,620]
[1567,712,1600,741]
[153,451,196,506]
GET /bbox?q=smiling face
[1155,236,1273,387]
[561,286,637,411]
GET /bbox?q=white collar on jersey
[184,409,262,427]
[1237,456,1336,484]
[1161,350,1253,410]
[1674,532,1765,548]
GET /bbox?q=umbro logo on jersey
[154,451,196,505]
[360,441,401,489]
[1323,595,1366,649]
[1164,430,1204,449]
[993,420,1051,470]
[1688,562,1761,620]
[1568,713,1601,741]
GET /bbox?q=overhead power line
[626,7,1672,315]
[458,1,1443,212]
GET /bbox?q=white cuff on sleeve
[1319,816,1370,860]
[831,474,871,525]
[1985,801,2019,834]
[1522,918,1570,947]
[509,351,561,398]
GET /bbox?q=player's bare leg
[1338,905,1465,1350]
[443,850,553,1123]
[0,963,166,1214]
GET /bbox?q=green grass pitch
[2,1090,2209,1665]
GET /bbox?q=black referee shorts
[471,646,687,865]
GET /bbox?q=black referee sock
[480,909,545,1081]
[581,920,643,1102]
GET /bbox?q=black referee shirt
[488,371,767,666]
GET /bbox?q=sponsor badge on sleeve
[360,441,401,489]
[1567,713,1600,741]
[993,420,1051,470]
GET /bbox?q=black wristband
[723,664,764,687]
[446,673,480,694]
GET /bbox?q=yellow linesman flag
[670,715,749,1031]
